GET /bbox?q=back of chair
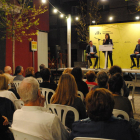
[113,109,129,121]
[87,84,95,91]
[78,91,84,101]
[9,127,44,140]
[37,78,43,83]
[40,88,55,105]
[74,137,113,140]
[46,104,79,126]
[12,81,21,90]
[14,99,24,110]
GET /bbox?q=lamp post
[67,14,71,68]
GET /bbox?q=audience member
[108,73,133,118]
[85,70,97,86]
[0,74,17,103]
[0,114,14,140]
[71,67,88,97]
[93,71,108,90]
[13,66,24,81]
[25,67,34,77]
[51,74,86,129]
[12,77,69,140]
[35,64,55,84]
[4,66,14,83]
[70,88,139,140]
[40,68,57,91]
[0,70,3,74]
[63,68,72,74]
[109,65,129,97]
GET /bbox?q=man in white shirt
[4,66,14,84]
[12,77,69,140]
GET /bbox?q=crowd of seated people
[0,64,139,140]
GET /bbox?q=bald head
[4,66,12,74]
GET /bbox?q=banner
[89,22,140,69]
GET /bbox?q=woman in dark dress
[51,73,86,129]
[103,33,113,67]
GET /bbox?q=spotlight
[42,0,46,3]
[109,16,113,21]
[92,20,96,24]
[60,14,64,18]
[53,9,58,13]
[135,16,140,20]
[75,17,79,21]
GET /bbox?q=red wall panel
[5,1,49,75]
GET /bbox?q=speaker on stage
[50,45,60,59]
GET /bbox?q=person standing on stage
[130,39,140,68]
[103,33,113,67]
[86,40,98,69]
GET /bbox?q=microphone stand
[94,37,104,69]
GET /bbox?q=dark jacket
[103,39,113,53]
[69,117,139,140]
[134,44,140,53]
[86,45,97,55]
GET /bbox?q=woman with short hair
[70,88,138,140]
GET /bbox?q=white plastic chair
[40,88,55,105]
[9,127,44,140]
[78,91,84,101]
[87,84,95,91]
[113,109,129,121]
[12,81,21,90]
[37,78,43,83]
[14,99,24,110]
[46,104,79,126]
[74,137,113,140]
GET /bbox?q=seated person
[93,71,108,90]
[12,77,69,140]
[109,65,129,97]
[0,114,14,140]
[71,67,88,97]
[63,68,72,74]
[108,73,133,118]
[40,68,57,91]
[85,70,97,86]
[35,64,55,84]
[130,38,140,68]
[4,66,14,84]
[13,66,24,81]
[51,74,86,129]
[0,74,17,103]
[25,67,34,77]
[70,88,139,140]
[86,40,98,69]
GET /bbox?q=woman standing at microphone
[103,33,113,67]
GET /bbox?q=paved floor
[133,88,140,121]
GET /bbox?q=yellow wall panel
[89,22,140,68]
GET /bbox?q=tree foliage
[75,0,101,43]
[0,0,48,42]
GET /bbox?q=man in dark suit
[86,40,98,69]
[130,39,140,68]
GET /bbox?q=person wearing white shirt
[3,66,14,84]
[0,74,17,103]
[12,77,69,140]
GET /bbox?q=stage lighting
[92,20,96,24]
[60,14,64,18]
[109,16,113,21]
[53,9,58,13]
[135,16,140,20]
[42,0,46,3]
[75,17,79,21]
